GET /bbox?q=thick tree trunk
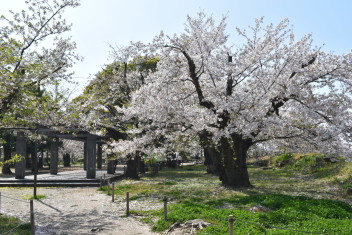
[2,134,13,174]
[203,146,220,175]
[126,155,140,179]
[199,131,219,174]
[218,136,252,187]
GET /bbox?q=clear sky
[2,0,352,97]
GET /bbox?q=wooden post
[126,192,130,216]
[30,200,35,235]
[0,192,2,214]
[124,166,126,175]
[112,183,115,202]
[228,215,234,235]
[163,196,168,220]
[33,173,37,199]
[100,176,103,190]
[107,180,110,195]
[33,141,38,199]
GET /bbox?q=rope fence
[0,192,35,235]
[117,191,332,235]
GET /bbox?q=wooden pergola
[13,127,106,179]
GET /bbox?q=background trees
[0,0,80,172]
[0,0,80,128]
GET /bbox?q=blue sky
[2,0,352,97]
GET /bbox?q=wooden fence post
[229,215,234,235]
[33,173,37,199]
[100,176,103,190]
[107,180,110,195]
[126,192,130,216]
[112,183,115,202]
[163,196,168,220]
[30,200,35,235]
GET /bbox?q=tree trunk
[199,131,219,174]
[63,153,71,167]
[2,134,13,174]
[218,136,252,187]
[203,146,220,175]
[126,155,140,179]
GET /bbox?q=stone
[91,227,103,232]
[167,219,211,234]
[347,188,352,195]
[249,205,270,213]
[323,156,339,163]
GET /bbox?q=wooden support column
[97,143,102,170]
[107,160,115,174]
[15,132,26,179]
[83,140,87,171]
[50,138,59,175]
[86,135,97,179]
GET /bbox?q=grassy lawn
[0,215,31,235]
[101,161,352,234]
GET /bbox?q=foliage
[271,153,294,167]
[0,215,31,235]
[0,154,24,166]
[0,0,81,129]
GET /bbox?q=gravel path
[0,187,160,235]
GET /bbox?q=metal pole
[163,196,168,220]
[30,200,35,235]
[229,215,234,235]
[126,192,130,216]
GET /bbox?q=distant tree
[0,0,81,169]
[70,43,158,177]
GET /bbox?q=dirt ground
[0,187,160,235]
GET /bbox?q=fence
[105,187,331,235]
[0,192,35,235]
[0,181,333,235]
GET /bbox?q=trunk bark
[218,136,252,187]
[126,155,140,179]
[199,131,220,175]
[199,130,252,187]
[63,153,71,167]
[203,146,221,175]
[2,134,13,174]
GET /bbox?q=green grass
[22,194,47,200]
[105,164,352,234]
[0,215,31,235]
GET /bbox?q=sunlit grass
[99,163,352,234]
[0,215,31,235]
[22,194,47,200]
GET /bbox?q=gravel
[0,187,160,235]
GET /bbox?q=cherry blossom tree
[0,0,81,127]
[119,13,352,187]
[0,0,80,172]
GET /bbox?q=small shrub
[271,153,293,167]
